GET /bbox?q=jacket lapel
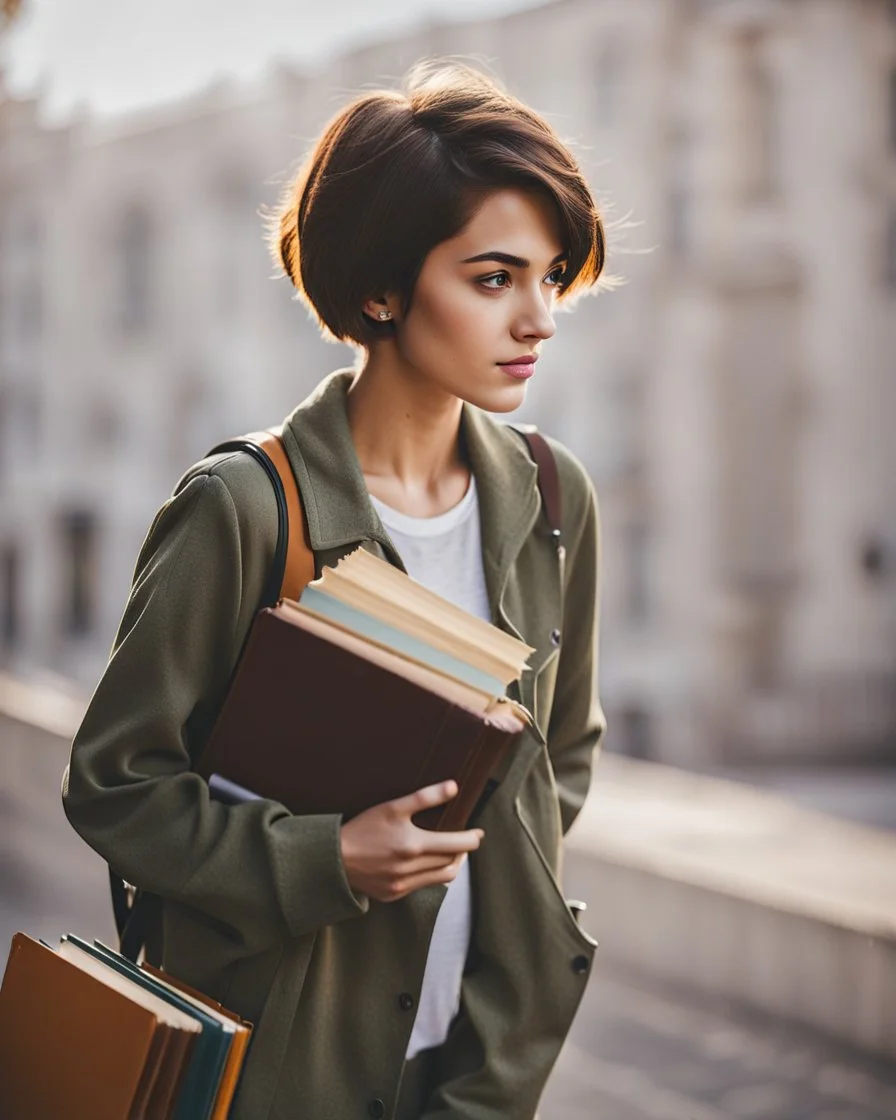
[459,403,539,631]
[280,368,541,632]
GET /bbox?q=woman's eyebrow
[460,250,568,268]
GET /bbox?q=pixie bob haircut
[272,61,605,346]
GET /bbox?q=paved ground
[6,859,895,1120]
[542,964,896,1120]
[4,718,895,1119]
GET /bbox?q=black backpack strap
[110,434,292,962]
[111,867,163,964]
[509,424,563,550]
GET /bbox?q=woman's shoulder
[176,447,278,516]
[165,446,281,557]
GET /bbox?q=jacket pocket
[513,792,597,955]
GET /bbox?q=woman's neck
[346,348,470,518]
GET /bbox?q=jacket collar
[280,368,540,617]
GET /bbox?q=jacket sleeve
[545,441,606,835]
[62,460,368,955]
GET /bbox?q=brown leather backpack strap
[510,425,563,546]
[250,428,315,601]
[111,426,315,964]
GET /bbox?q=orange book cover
[141,962,253,1119]
[0,933,159,1120]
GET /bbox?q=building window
[890,65,896,153]
[16,277,42,343]
[887,207,896,289]
[118,206,154,334]
[20,386,40,443]
[669,185,690,255]
[617,706,653,760]
[169,372,213,463]
[595,38,624,128]
[18,213,42,252]
[756,59,778,197]
[215,169,255,321]
[1,544,20,649]
[625,520,651,625]
[668,127,692,256]
[90,400,124,449]
[742,32,779,200]
[60,510,98,638]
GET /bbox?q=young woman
[63,62,607,1120]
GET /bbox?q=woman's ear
[361,296,394,324]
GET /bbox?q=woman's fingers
[387,781,484,855]
[412,827,484,856]
[399,852,466,878]
[390,780,458,816]
[341,780,485,901]
[390,859,466,899]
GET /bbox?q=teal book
[299,585,505,697]
[62,935,232,1120]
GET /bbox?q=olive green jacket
[63,369,605,1120]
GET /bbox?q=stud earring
[377,309,392,321]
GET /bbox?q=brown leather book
[149,1024,197,1120]
[0,933,194,1120]
[196,605,525,831]
[135,1021,196,1120]
[130,1020,170,1118]
[141,963,253,1120]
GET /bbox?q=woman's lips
[497,357,537,380]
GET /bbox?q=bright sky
[3,0,543,123]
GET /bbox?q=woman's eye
[545,266,567,287]
[478,272,511,290]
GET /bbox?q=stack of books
[198,547,536,830]
[0,931,252,1120]
[0,552,534,1116]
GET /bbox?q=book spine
[411,712,520,832]
[436,722,513,832]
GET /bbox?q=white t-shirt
[368,475,490,1060]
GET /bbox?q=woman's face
[381,187,566,414]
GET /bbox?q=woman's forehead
[448,188,565,261]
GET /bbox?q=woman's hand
[340,780,484,902]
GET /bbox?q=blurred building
[1,0,894,765]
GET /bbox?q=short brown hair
[271,61,606,345]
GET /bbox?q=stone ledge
[3,674,894,1059]
[0,671,86,740]
[565,754,896,1060]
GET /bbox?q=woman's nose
[515,293,556,342]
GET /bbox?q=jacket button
[398,992,415,1011]
[368,1100,386,1119]
[572,954,590,975]
[550,628,561,646]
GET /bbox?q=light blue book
[299,584,505,697]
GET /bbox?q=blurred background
[1,1,895,1117]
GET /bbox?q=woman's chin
[474,381,529,414]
